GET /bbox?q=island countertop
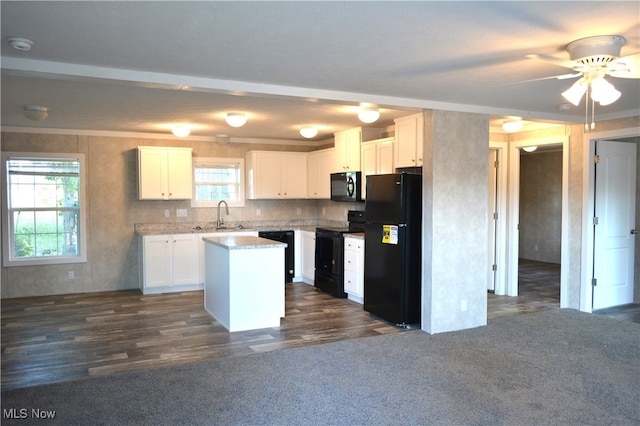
[202,235,288,250]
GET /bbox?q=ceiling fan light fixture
[225,112,246,127]
[502,120,523,133]
[171,124,191,137]
[358,106,380,124]
[590,77,621,106]
[299,127,318,138]
[561,78,588,106]
[23,105,48,121]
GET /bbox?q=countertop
[202,235,288,250]
[135,221,346,236]
[345,232,364,240]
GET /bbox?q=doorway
[506,136,570,306]
[518,147,563,304]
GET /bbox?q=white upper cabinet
[246,151,308,199]
[307,148,335,199]
[361,137,395,198]
[333,127,383,173]
[138,146,193,200]
[394,113,424,168]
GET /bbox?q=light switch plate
[176,209,187,217]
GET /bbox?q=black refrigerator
[364,173,422,326]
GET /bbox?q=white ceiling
[1,1,639,143]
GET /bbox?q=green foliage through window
[5,156,82,262]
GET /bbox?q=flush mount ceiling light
[225,112,246,127]
[23,105,48,121]
[171,124,191,137]
[299,127,318,138]
[357,105,380,124]
[502,119,524,133]
[7,37,34,51]
[522,146,538,152]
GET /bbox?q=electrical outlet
[322,208,326,216]
[296,208,301,215]
[68,271,75,280]
[256,208,261,216]
[164,209,170,218]
[176,209,187,217]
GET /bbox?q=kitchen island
[203,235,286,332]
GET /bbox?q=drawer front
[344,269,358,294]
[344,249,359,272]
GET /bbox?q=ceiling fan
[526,35,640,130]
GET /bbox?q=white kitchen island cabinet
[203,236,286,332]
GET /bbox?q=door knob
[632,229,639,235]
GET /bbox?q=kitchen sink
[193,225,250,232]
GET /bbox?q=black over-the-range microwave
[330,171,363,202]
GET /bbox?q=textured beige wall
[0,132,358,298]
[422,110,490,334]
[519,150,562,263]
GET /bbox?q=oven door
[314,230,343,275]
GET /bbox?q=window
[191,157,245,208]
[2,152,87,266]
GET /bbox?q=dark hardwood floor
[3,260,638,391]
[1,283,404,391]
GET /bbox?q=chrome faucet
[217,200,229,229]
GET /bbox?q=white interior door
[487,150,498,291]
[593,140,637,310]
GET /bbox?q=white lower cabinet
[301,230,316,284]
[140,234,200,294]
[344,236,364,303]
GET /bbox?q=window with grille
[191,158,245,208]
[2,153,87,266]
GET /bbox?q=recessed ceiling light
[8,37,34,51]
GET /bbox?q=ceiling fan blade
[525,53,576,69]
[498,72,581,86]
[607,52,640,78]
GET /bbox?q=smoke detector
[7,37,34,52]
[23,105,49,121]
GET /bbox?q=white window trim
[2,152,88,267]
[191,157,245,208]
